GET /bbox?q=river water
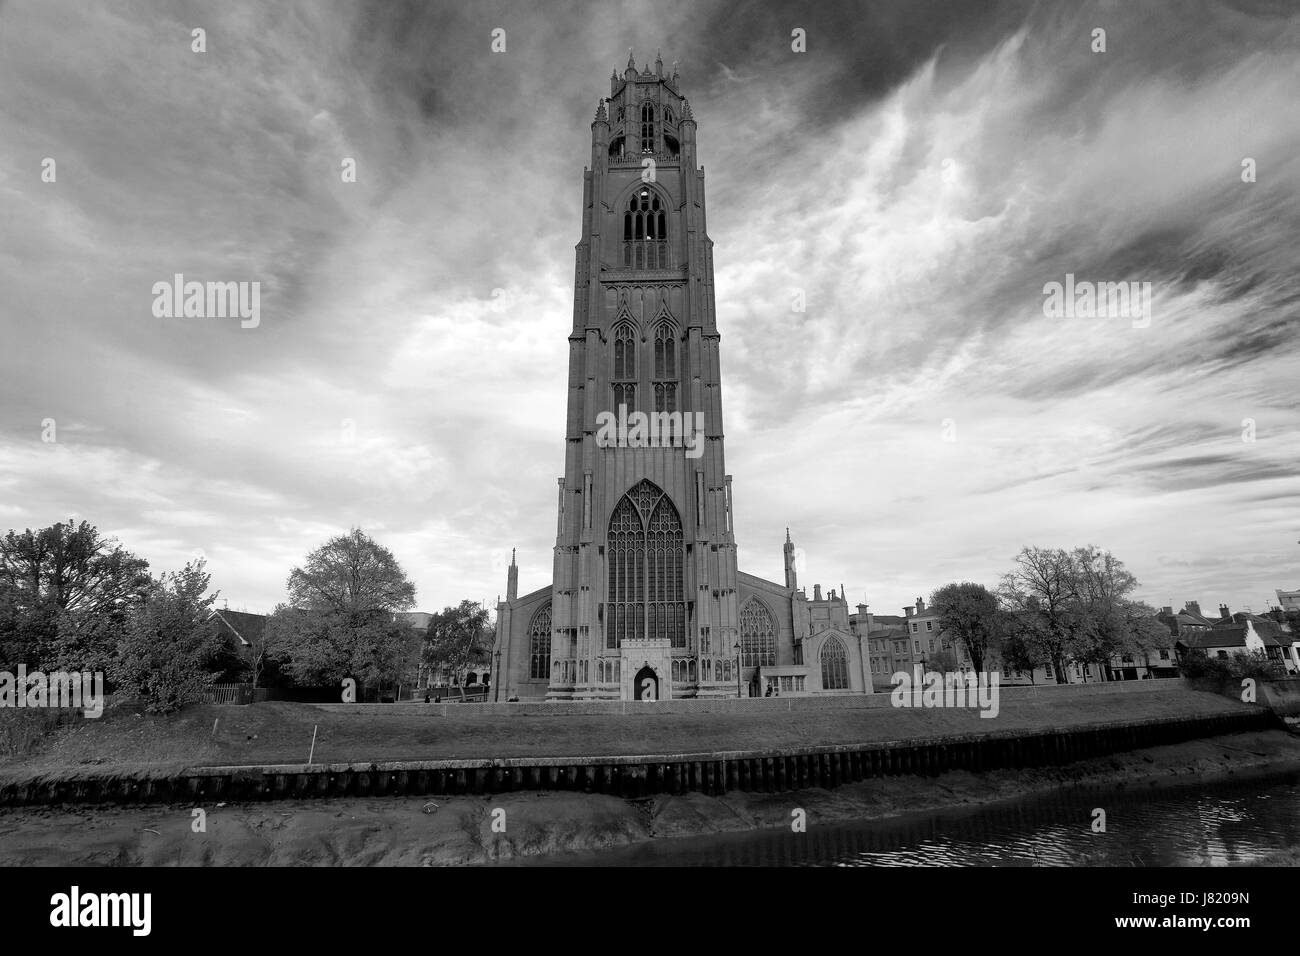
[520,769,1300,866]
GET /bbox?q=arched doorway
[634,665,659,701]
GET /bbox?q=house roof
[1178,625,1283,650]
[210,609,266,647]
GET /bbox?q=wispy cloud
[1,0,1297,617]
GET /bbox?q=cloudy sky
[2,0,1298,618]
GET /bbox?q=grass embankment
[0,686,1258,782]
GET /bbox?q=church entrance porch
[620,638,672,701]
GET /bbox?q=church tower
[542,52,740,700]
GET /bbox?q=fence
[203,683,253,705]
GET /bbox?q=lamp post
[493,648,502,702]
[734,641,742,698]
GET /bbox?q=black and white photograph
[1,0,1297,929]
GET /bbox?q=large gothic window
[740,600,777,668]
[821,636,849,690]
[612,323,636,412]
[623,189,667,269]
[528,604,552,680]
[606,480,685,649]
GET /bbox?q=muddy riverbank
[2,729,1297,866]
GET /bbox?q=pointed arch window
[640,103,656,152]
[606,480,685,649]
[740,600,777,668]
[821,636,849,690]
[611,322,637,413]
[623,189,668,270]
[652,322,678,435]
[528,604,552,680]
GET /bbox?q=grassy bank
[0,685,1258,783]
[1,729,1296,866]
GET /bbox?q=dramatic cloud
[1,0,1297,617]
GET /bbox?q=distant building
[210,608,266,660]
[1276,589,1300,613]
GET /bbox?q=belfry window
[528,604,552,680]
[640,103,656,152]
[740,600,777,668]
[612,323,636,412]
[623,189,668,269]
[821,636,849,690]
[652,323,678,431]
[606,480,685,649]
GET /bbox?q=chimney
[813,584,822,601]
[1218,604,1230,620]
[1161,606,1173,616]
[1186,601,1202,617]
[916,597,926,614]
[904,606,914,619]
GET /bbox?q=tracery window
[652,323,678,431]
[528,604,552,680]
[821,636,849,690]
[640,103,656,152]
[740,600,777,668]
[606,480,685,649]
[612,322,636,412]
[623,189,668,269]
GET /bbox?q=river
[511,768,1300,866]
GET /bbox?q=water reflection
[517,770,1300,867]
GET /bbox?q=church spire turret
[784,528,798,591]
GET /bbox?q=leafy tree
[423,601,492,699]
[286,528,415,620]
[998,622,1042,683]
[999,547,1079,683]
[271,531,420,695]
[0,520,150,613]
[112,560,222,714]
[929,581,1002,674]
[0,520,149,667]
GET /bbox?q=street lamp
[493,648,502,702]
[734,641,742,698]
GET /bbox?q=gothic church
[493,53,874,701]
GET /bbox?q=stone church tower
[493,53,874,702]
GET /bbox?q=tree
[246,611,281,689]
[930,581,1002,674]
[112,560,223,714]
[286,528,415,620]
[272,531,420,695]
[998,626,1041,683]
[423,601,492,699]
[0,520,150,614]
[924,648,959,674]
[0,520,150,667]
[999,547,1079,684]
